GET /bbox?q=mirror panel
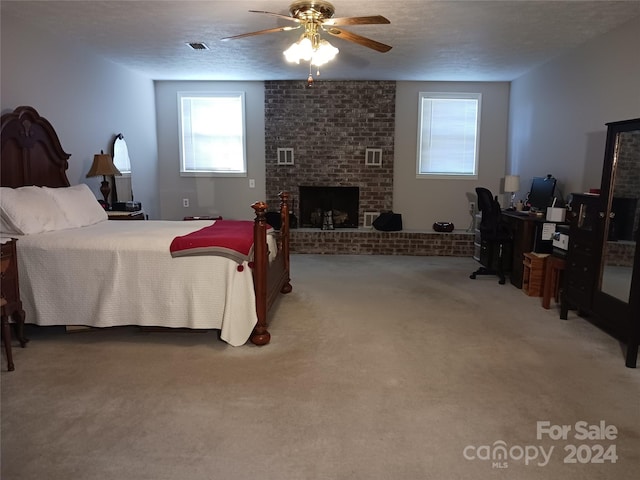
[600,128,640,302]
[112,133,133,202]
[113,134,131,173]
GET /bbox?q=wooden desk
[502,211,557,289]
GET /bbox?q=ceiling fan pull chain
[307,63,314,87]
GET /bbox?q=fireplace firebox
[299,186,359,228]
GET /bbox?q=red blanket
[170,220,270,263]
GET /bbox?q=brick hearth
[290,229,474,256]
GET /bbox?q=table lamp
[504,175,520,209]
[86,151,121,205]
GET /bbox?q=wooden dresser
[560,193,601,314]
[1,239,28,371]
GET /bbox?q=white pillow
[43,184,108,227]
[0,215,19,235]
[0,186,71,235]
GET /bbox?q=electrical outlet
[249,179,255,189]
[182,198,189,208]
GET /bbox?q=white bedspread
[15,220,272,346]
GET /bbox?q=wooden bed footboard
[250,191,292,345]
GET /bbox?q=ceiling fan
[222,0,392,76]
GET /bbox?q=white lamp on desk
[504,175,520,209]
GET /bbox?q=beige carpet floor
[1,254,639,480]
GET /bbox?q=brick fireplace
[264,80,473,256]
[264,80,395,225]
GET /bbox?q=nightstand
[1,238,28,371]
[108,210,146,220]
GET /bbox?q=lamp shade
[504,175,520,193]
[86,153,121,178]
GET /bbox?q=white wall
[394,82,511,230]
[508,16,640,205]
[155,80,509,228]
[154,81,266,221]
[5,6,637,228]
[1,12,159,218]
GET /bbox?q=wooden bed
[0,105,291,346]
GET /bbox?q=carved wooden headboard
[1,106,71,188]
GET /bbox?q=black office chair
[470,187,513,284]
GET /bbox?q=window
[417,92,481,179]
[178,92,246,176]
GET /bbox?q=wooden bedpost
[250,193,292,346]
[279,191,293,294]
[250,200,270,345]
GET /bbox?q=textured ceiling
[2,0,640,81]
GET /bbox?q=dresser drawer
[566,256,595,277]
[564,246,596,305]
[569,238,596,256]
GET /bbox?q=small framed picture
[363,211,379,228]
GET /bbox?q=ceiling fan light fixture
[228,0,390,80]
[283,35,314,63]
[283,34,338,67]
[311,38,338,66]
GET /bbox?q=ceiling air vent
[187,42,209,50]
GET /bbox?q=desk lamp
[504,175,520,210]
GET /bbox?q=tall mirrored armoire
[561,118,640,368]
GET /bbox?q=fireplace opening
[299,186,359,228]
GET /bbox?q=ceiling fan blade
[248,10,300,23]
[222,25,300,41]
[325,27,392,53]
[322,15,390,26]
